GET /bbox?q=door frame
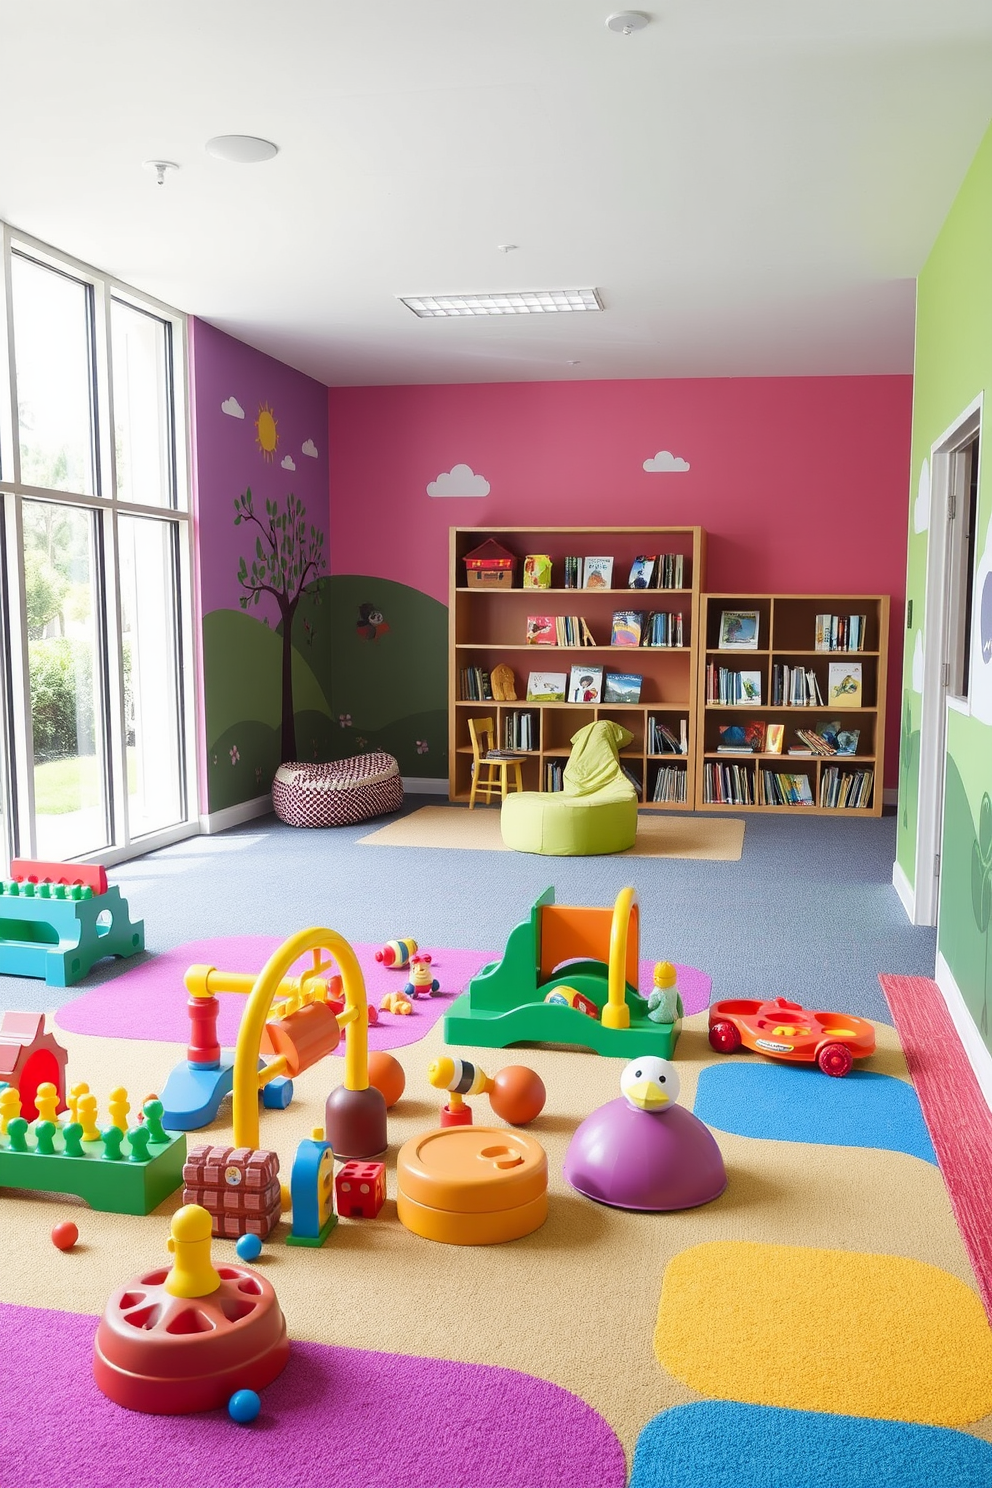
[915,393,982,925]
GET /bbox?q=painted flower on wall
[416,739,429,754]
[230,745,240,764]
[339,713,352,728]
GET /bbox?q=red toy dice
[335,1160,386,1218]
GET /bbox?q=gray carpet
[0,802,935,1023]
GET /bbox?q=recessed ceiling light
[205,135,279,164]
[399,289,604,318]
[606,11,650,34]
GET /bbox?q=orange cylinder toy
[262,1001,341,1076]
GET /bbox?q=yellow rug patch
[655,1240,992,1425]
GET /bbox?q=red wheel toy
[708,1019,742,1054]
[816,1041,854,1078]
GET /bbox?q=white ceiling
[2,1,992,386]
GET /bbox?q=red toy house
[335,1160,386,1218]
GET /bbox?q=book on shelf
[766,724,784,754]
[717,721,766,753]
[526,615,556,645]
[827,662,863,706]
[794,728,837,755]
[526,671,567,701]
[706,665,763,704]
[651,764,687,803]
[619,762,643,793]
[656,553,685,589]
[582,556,614,590]
[611,610,645,646]
[485,749,526,760]
[569,664,604,703]
[602,671,642,704]
[836,728,860,755]
[703,760,755,806]
[814,613,868,652]
[648,716,687,755]
[644,610,684,647]
[545,761,565,792]
[522,555,553,589]
[459,666,492,701]
[563,556,581,589]
[628,555,656,589]
[719,610,760,649]
[819,765,874,809]
[503,711,536,750]
[770,664,824,706]
[759,770,814,806]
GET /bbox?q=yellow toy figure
[648,962,680,1024]
[34,1082,60,1127]
[165,1204,222,1298]
[0,1085,21,1135]
[108,1087,130,1132]
[403,953,440,1000]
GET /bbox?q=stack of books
[793,728,837,755]
[626,554,686,590]
[503,712,536,750]
[651,765,687,803]
[648,716,687,755]
[815,614,867,651]
[703,761,755,805]
[545,761,565,791]
[526,615,597,645]
[459,667,492,701]
[706,665,763,704]
[758,771,814,806]
[643,611,685,647]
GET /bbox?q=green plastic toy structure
[0,1098,185,1215]
[444,886,682,1058]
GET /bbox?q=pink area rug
[0,1300,626,1488]
[56,938,711,1048]
[879,974,992,1322]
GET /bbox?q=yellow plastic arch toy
[602,886,636,1031]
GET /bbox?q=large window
[0,226,196,864]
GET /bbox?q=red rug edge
[879,973,992,1321]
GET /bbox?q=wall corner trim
[199,793,273,835]
[892,859,916,922]
[401,776,448,795]
[935,951,992,1115]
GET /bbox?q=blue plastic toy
[235,1233,263,1262]
[228,1389,261,1423]
[286,1128,338,1247]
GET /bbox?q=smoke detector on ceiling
[606,11,649,34]
[143,160,179,187]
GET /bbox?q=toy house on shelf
[463,537,518,589]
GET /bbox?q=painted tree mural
[234,486,326,759]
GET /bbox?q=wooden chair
[468,717,523,809]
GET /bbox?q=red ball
[367,1050,405,1109]
[51,1221,78,1251]
[490,1065,546,1125]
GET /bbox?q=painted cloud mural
[221,396,245,419]
[427,463,491,498]
[643,450,690,473]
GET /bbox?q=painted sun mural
[255,402,279,461]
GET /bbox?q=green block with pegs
[0,1113,185,1215]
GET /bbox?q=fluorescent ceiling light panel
[400,289,604,318]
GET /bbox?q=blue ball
[228,1389,261,1423]
[236,1233,262,1262]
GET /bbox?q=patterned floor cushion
[272,753,403,828]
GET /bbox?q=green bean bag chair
[500,720,638,855]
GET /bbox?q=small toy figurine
[375,939,417,969]
[380,992,413,1016]
[647,962,680,1024]
[404,953,440,1000]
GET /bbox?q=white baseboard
[401,776,448,795]
[883,787,898,805]
[892,859,916,922]
[199,793,273,834]
[935,951,992,1114]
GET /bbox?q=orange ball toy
[367,1050,406,1109]
[490,1065,546,1126]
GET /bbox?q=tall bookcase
[449,527,705,811]
[695,593,889,816]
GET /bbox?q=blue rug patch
[693,1062,936,1163]
[629,1403,992,1487]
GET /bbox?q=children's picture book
[526,671,567,701]
[602,671,642,704]
[582,556,614,590]
[827,662,863,706]
[719,610,760,649]
[610,610,645,647]
[836,728,860,755]
[816,719,842,748]
[717,721,766,752]
[568,665,604,703]
[738,670,762,703]
[627,555,656,589]
[766,723,784,754]
[525,615,556,645]
[522,555,553,589]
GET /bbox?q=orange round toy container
[396,1126,548,1245]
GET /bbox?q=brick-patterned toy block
[183,1143,282,1239]
[335,1160,386,1218]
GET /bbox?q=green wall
[897,118,992,1044]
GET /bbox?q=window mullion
[3,493,36,858]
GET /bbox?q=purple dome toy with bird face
[563,1056,727,1211]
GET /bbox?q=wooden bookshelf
[450,527,705,810]
[695,593,889,816]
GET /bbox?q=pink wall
[327,375,913,786]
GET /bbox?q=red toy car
[707,996,875,1077]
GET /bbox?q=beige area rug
[359,804,745,860]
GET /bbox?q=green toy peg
[142,1100,169,1145]
[34,1121,56,1155]
[127,1126,151,1162]
[102,1126,125,1161]
[62,1122,84,1158]
[7,1117,29,1152]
